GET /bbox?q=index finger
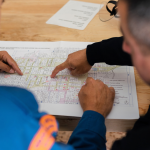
[51,61,69,78]
[3,52,23,75]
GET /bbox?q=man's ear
[122,40,131,54]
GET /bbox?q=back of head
[123,0,150,48]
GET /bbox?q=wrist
[83,108,106,118]
[79,110,106,140]
[86,45,95,66]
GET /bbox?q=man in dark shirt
[51,0,150,149]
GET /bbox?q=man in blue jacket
[0,0,114,150]
[0,78,114,150]
[1,0,150,150]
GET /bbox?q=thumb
[70,69,79,76]
[0,61,15,73]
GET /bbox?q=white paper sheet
[0,41,139,119]
[46,1,103,30]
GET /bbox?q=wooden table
[1,0,150,131]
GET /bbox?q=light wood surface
[1,0,150,131]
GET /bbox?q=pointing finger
[2,52,23,75]
[51,61,69,78]
[0,61,15,74]
[8,60,23,75]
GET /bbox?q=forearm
[68,111,106,150]
[86,37,132,66]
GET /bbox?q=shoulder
[0,86,38,112]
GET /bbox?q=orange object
[28,115,58,150]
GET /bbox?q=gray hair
[124,0,150,47]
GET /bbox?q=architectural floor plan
[0,41,139,119]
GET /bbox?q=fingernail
[9,69,15,73]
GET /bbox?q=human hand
[78,77,115,118]
[51,49,92,78]
[0,51,23,75]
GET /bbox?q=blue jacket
[0,86,106,150]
